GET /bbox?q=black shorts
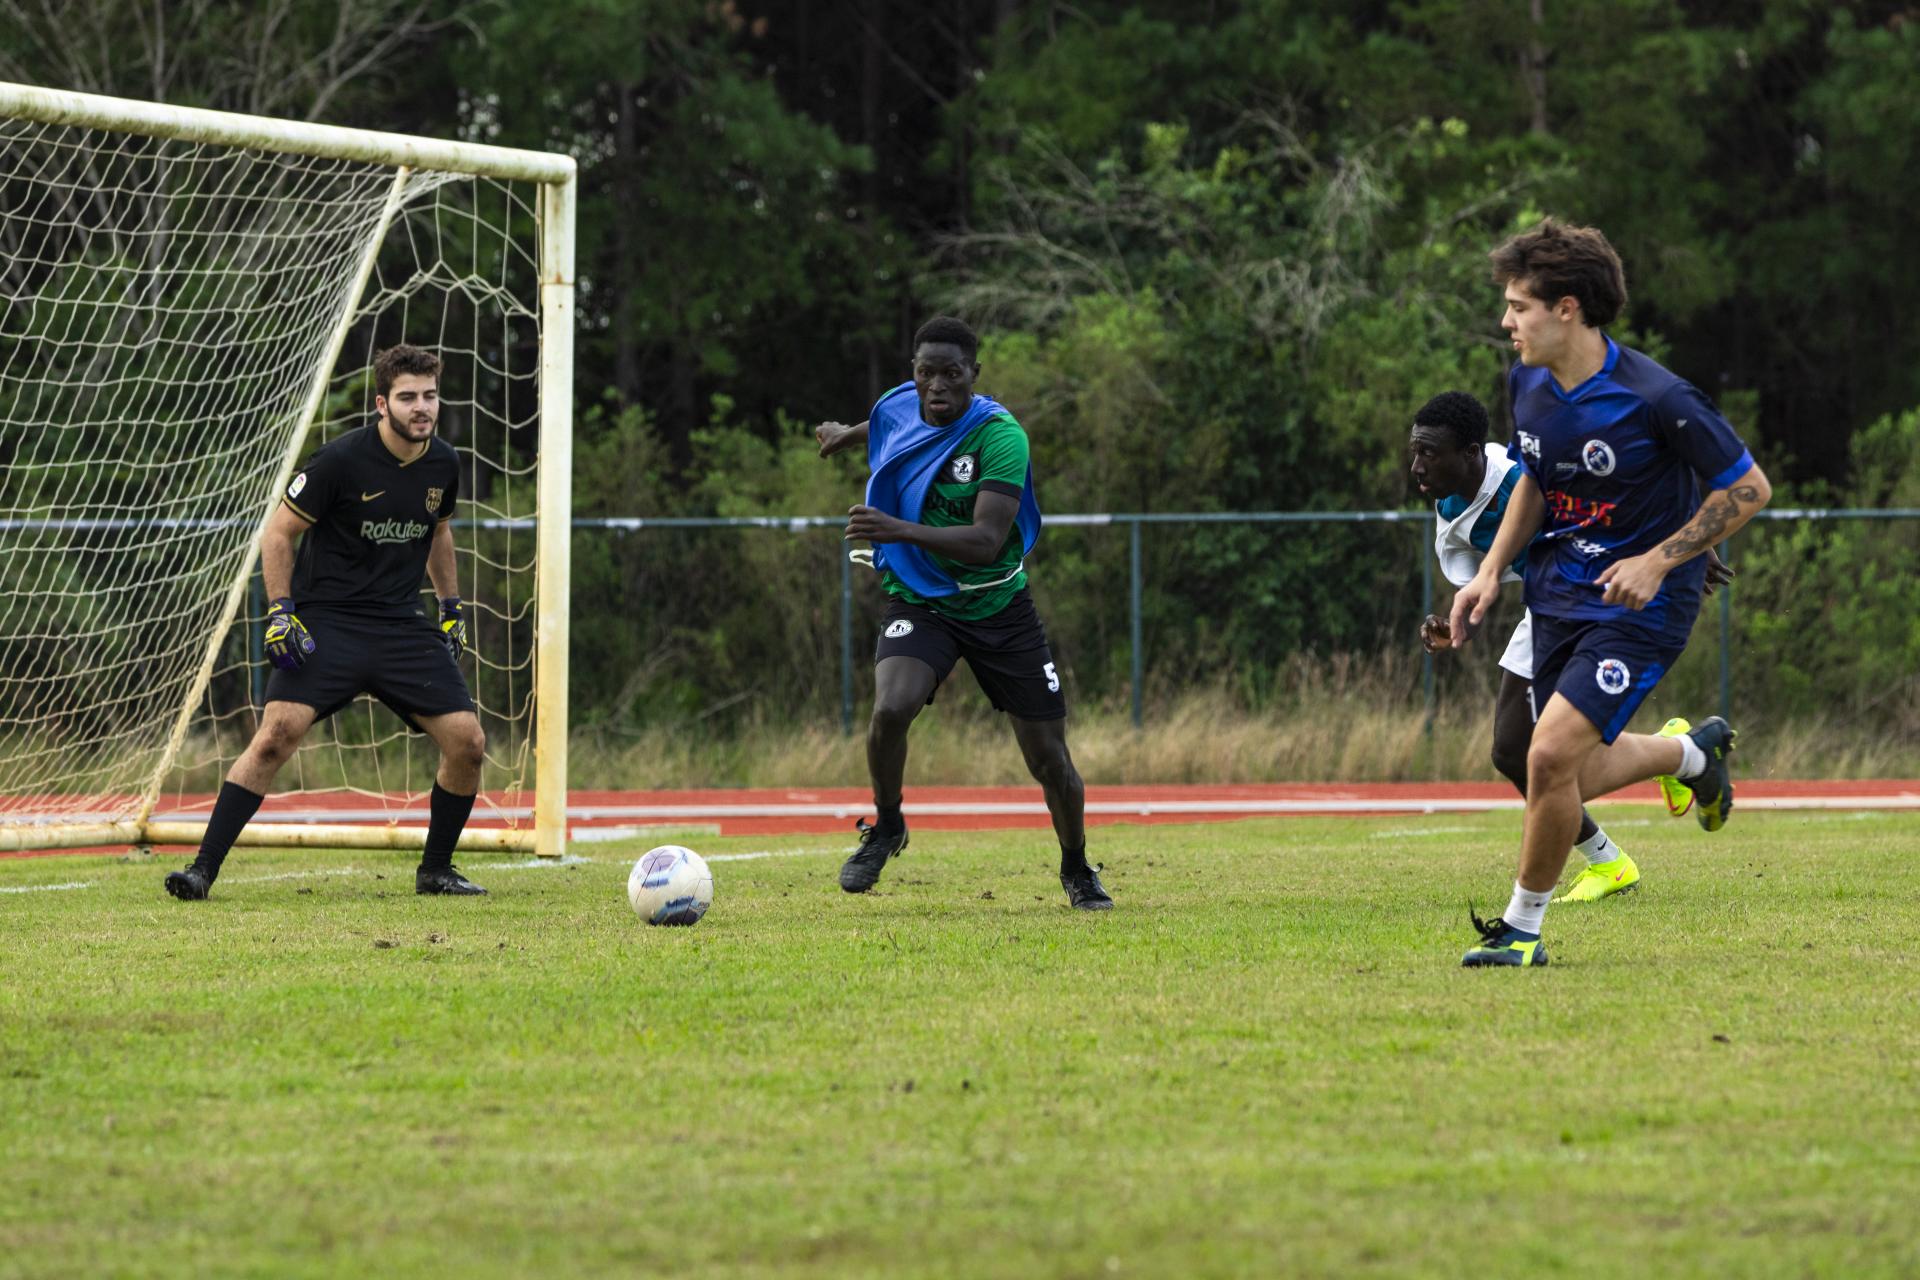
[1530,612,1687,744]
[876,588,1065,721]
[264,609,475,730]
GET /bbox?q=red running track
[7,780,1918,857]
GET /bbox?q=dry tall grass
[570,659,1920,789]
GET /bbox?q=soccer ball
[627,845,713,927]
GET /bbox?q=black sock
[422,782,476,871]
[875,801,904,832]
[1574,810,1599,845]
[1060,844,1089,875]
[193,781,264,879]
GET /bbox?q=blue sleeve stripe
[1707,449,1755,493]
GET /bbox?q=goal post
[0,82,575,857]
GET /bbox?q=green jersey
[882,411,1030,620]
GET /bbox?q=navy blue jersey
[1506,338,1751,641]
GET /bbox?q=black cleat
[164,864,212,901]
[1683,716,1738,832]
[416,864,487,895]
[840,818,907,893]
[1060,862,1114,910]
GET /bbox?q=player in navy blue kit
[164,345,489,901]
[1448,219,1772,967]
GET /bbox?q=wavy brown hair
[1489,218,1627,327]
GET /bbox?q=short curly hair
[912,315,978,363]
[1413,391,1490,450]
[373,343,442,399]
[1488,218,1628,327]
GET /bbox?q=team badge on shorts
[948,454,976,484]
[884,620,914,638]
[425,486,444,515]
[1582,440,1617,476]
[1595,658,1631,695]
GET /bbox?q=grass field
[3,808,1917,1278]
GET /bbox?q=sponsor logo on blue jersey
[1507,338,1752,640]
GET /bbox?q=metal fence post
[1718,533,1733,724]
[840,546,854,736]
[1421,515,1435,747]
[1129,519,1143,729]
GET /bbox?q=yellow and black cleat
[1462,909,1548,968]
[1684,717,1738,832]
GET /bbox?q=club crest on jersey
[425,486,444,514]
[948,454,977,484]
[884,620,914,639]
[1582,440,1617,476]
[1595,658,1631,696]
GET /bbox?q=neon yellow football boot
[1556,852,1641,903]
[1655,717,1695,817]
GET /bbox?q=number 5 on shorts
[1043,662,1060,693]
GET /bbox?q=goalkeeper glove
[439,596,467,660]
[264,598,315,670]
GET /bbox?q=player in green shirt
[815,316,1111,909]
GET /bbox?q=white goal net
[0,85,573,855]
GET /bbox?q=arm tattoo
[1661,483,1762,561]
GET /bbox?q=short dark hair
[373,344,442,399]
[1488,218,1627,327]
[912,315,978,363]
[1413,391,1490,450]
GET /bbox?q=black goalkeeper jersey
[282,423,460,617]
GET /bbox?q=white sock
[1503,881,1553,936]
[1674,734,1708,780]
[1573,827,1617,866]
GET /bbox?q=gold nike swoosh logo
[361,490,386,501]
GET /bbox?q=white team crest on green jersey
[948,454,976,484]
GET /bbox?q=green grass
[3,809,1918,1278]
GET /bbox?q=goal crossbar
[0,82,575,184]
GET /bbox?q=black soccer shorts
[264,609,475,729]
[874,588,1066,721]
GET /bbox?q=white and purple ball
[627,845,713,927]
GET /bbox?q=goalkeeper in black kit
[164,344,489,900]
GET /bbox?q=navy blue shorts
[1530,613,1687,744]
[264,609,475,730]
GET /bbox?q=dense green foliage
[5,1,1917,747]
[4,810,1919,1276]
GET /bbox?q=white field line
[706,847,842,863]
[222,867,367,884]
[0,880,91,893]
